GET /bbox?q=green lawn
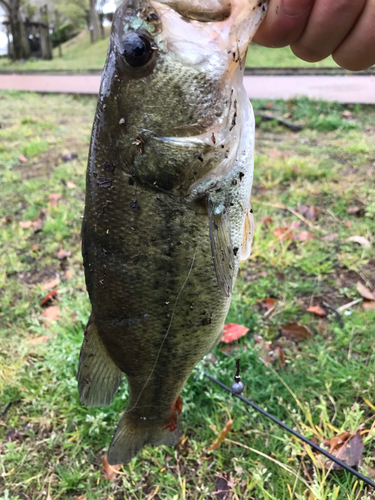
[1,91,375,499]
[0,28,340,72]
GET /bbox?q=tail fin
[107,413,180,465]
[78,319,122,407]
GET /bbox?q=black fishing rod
[199,360,375,489]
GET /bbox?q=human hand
[253,0,375,71]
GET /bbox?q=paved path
[0,74,374,103]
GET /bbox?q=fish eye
[122,32,153,67]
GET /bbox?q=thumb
[253,0,314,48]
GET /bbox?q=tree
[89,0,99,43]
[0,0,30,59]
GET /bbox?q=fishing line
[125,249,197,413]
[199,367,375,489]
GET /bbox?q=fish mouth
[153,0,232,22]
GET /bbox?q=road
[0,74,374,103]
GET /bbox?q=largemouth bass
[79,0,268,465]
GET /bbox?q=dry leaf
[295,231,315,241]
[316,430,364,470]
[290,220,302,231]
[65,269,74,279]
[207,420,232,451]
[363,301,375,311]
[57,249,71,260]
[221,323,249,343]
[344,221,352,227]
[273,227,294,241]
[41,306,60,325]
[348,236,371,248]
[103,454,121,480]
[307,305,327,317]
[18,154,28,163]
[357,282,375,301]
[49,193,62,209]
[31,244,40,252]
[348,206,363,215]
[19,220,33,229]
[253,334,272,365]
[271,345,286,367]
[261,216,273,224]
[259,298,276,311]
[322,232,338,242]
[342,110,352,118]
[66,180,77,189]
[41,277,60,290]
[40,289,58,306]
[30,335,49,345]
[281,323,312,341]
[295,204,309,216]
[305,206,319,220]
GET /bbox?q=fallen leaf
[281,323,312,341]
[57,249,71,260]
[253,334,272,365]
[261,216,273,224]
[295,231,315,241]
[65,269,74,279]
[214,475,231,500]
[41,306,60,325]
[102,454,121,480]
[2,216,12,225]
[259,298,276,311]
[344,221,352,227]
[305,206,319,220]
[66,180,77,189]
[19,220,33,229]
[357,282,375,301]
[322,232,338,242]
[41,277,60,290]
[30,335,49,345]
[31,244,40,252]
[363,301,375,310]
[348,236,371,248]
[18,154,28,163]
[295,204,309,216]
[40,289,58,306]
[221,323,249,343]
[290,220,302,231]
[348,206,364,216]
[207,420,233,451]
[62,151,78,163]
[273,227,294,241]
[271,345,286,367]
[342,110,352,118]
[307,306,327,317]
[49,193,62,209]
[316,430,364,470]
[19,219,43,232]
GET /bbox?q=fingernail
[281,0,313,17]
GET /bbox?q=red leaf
[307,305,327,317]
[29,335,49,345]
[344,221,352,227]
[357,282,375,301]
[221,323,249,343]
[18,154,28,163]
[40,289,58,306]
[102,454,121,480]
[259,298,276,311]
[363,301,375,311]
[57,249,71,260]
[261,216,273,224]
[281,323,312,341]
[273,227,294,241]
[295,231,315,241]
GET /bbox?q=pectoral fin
[207,197,234,297]
[240,202,254,261]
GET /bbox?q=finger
[291,0,367,63]
[253,0,314,48]
[333,0,375,71]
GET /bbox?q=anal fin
[207,196,234,297]
[240,202,254,261]
[78,319,122,407]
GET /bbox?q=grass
[0,90,375,499]
[0,28,341,72]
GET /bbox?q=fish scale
[79,0,268,465]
